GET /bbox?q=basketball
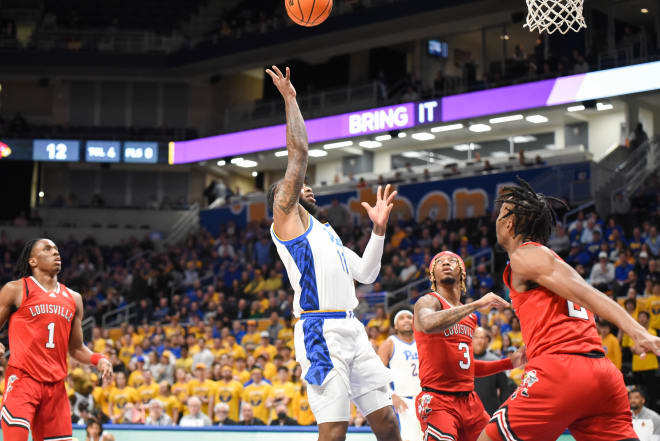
[285,0,332,27]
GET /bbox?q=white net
[524,0,586,34]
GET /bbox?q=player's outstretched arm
[266,66,308,241]
[510,245,660,357]
[473,347,526,377]
[0,281,22,357]
[343,185,397,283]
[68,290,113,381]
[414,293,509,334]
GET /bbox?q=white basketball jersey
[271,214,357,318]
[388,335,421,397]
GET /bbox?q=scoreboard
[0,139,163,163]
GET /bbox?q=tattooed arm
[266,66,309,240]
[413,293,509,334]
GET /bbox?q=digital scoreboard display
[85,140,120,163]
[33,139,81,162]
[123,141,158,163]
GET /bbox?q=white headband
[393,309,413,325]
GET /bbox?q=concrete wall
[587,112,625,162]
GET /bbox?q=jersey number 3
[458,342,471,370]
[46,322,56,349]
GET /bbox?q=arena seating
[1,173,657,427]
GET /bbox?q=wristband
[91,353,107,367]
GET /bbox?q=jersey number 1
[46,322,56,349]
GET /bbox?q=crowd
[0,173,658,428]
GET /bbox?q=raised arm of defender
[0,281,22,357]
[343,185,397,283]
[414,293,509,334]
[510,245,660,356]
[266,66,309,241]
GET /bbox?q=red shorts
[1,366,72,441]
[485,354,638,441]
[415,390,489,441]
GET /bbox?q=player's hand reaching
[265,66,296,100]
[391,394,408,414]
[361,184,397,236]
[0,342,5,358]
[477,292,510,310]
[98,357,113,383]
[631,332,660,358]
[509,346,527,368]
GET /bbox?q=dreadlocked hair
[14,238,45,279]
[496,176,568,245]
[429,258,466,294]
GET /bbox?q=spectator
[632,311,658,407]
[85,419,103,441]
[327,199,351,228]
[239,403,266,426]
[629,387,660,435]
[145,399,173,426]
[629,123,649,150]
[597,321,621,370]
[548,226,570,255]
[611,192,631,216]
[179,397,212,427]
[215,403,238,426]
[270,403,298,426]
[590,251,615,289]
[473,327,513,415]
[645,227,660,257]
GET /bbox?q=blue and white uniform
[271,213,392,423]
[388,335,423,441]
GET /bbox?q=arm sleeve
[343,232,385,284]
[474,358,513,378]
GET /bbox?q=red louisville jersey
[415,292,477,392]
[504,242,604,360]
[8,277,76,382]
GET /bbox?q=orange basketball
[285,0,332,27]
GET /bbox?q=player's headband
[393,309,413,325]
[429,251,466,275]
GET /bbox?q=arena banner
[199,162,590,235]
[170,61,660,164]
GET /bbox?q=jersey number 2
[567,300,589,320]
[45,322,56,349]
[458,342,471,370]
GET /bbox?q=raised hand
[265,66,296,100]
[98,358,114,383]
[478,292,510,310]
[361,184,397,236]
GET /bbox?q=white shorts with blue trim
[398,396,423,441]
[294,311,393,423]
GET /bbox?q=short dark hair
[638,310,650,320]
[496,177,567,245]
[267,181,281,214]
[629,386,646,399]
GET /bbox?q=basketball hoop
[524,0,586,35]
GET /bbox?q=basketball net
[524,0,586,35]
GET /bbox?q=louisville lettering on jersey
[28,304,74,322]
[443,322,474,338]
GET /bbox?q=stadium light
[308,149,328,157]
[567,105,585,112]
[324,140,353,150]
[526,115,548,123]
[411,132,435,141]
[468,124,491,133]
[359,141,383,148]
[252,171,258,177]
[216,160,226,166]
[430,123,463,133]
[596,102,613,111]
[274,150,288,157]
[375,134,392,141]
[489,114,523,124]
